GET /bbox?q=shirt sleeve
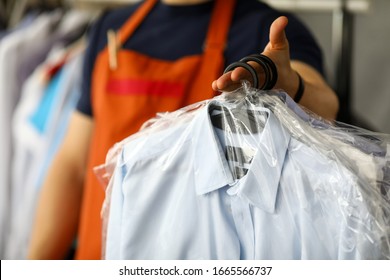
[284,13,325,76]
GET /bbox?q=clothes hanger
[209,54,279,178]
[210,54,278,134]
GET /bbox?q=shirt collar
[191,98,291,213]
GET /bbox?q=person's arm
[212,16,339,121]
[28,111,93,259]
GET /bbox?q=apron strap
[115,0,236,55]
[117,0,158,46]
[183,0,236,105]
[203,0,236,54]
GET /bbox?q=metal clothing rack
[3,0,140,27]
[65,0,140,10]
[4,0,66,28]
[332,4,354,123]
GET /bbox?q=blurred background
[2,0,389,132]
[0,0,389,260]
[286,0,390,134]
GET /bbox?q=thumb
[268,16,289,50]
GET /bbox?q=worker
[28,0,338,259]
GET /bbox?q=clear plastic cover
[95,82,390,260]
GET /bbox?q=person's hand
[212,16,300,98]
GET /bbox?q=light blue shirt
[105,99,387,260]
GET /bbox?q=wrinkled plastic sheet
[95,83,390,259]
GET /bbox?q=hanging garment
[100,86,390,260]
[76,0,236,259]
[0,12,39,42]
[0,9,90,259]
[18,10,90,85]
[6,46,84,259]
[0,11,63,258]
[257,91,388,190]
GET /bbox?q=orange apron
[76,0,236,259]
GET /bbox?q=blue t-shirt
[77,0,324,117]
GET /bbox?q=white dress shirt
[104,99,387,260]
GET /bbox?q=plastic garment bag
[95,83,390,260]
